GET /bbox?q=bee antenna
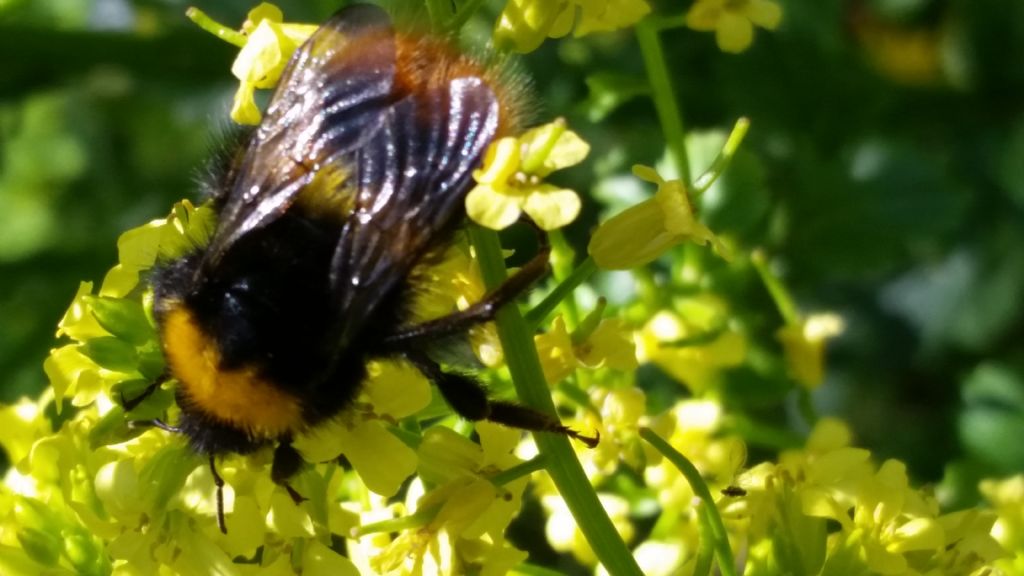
[209,454,227,534]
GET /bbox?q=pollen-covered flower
[188,3,318,124]
[466,119,589,231]
[776,313,845,389]
[589,165,729,270]
[495,0,650,53]
[685,0,783,54]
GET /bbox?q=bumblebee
[135,4,592,531]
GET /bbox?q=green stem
[751,250,800,325]
[639,428,737,576]
[636,19,691,183]
[185,7,247,47]
[548,229,582,328]
[356,502,442,536]
[692,507,716,576]
[797,388,819,427]
[446,0,487,32]
[387,423,423,450]
[524,257,598,331]
[469,226,642,576]
[491,455,547,486]
[692,117,751,195]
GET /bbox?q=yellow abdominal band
[161,305,303,439]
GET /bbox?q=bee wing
[202,4,396,271]
[328,76,500,346]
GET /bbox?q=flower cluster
[1,3,1020,576]
[467,119,590,231]
[495,0,651,53]
[728,419,1007,575]
[685,0,783,54]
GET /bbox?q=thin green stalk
[387,424,423,450]
[491,455,547,486]
[751,250,800,325]
[446,0,487,32]
[185,7,247,47]
[693,117,751,194]
[797,388,819,427]
[639,428,737,576]
[547,229,583,328]
[636,19,691,183]
[469,225,642,576]
[356,502,442,536]
[692,507,716,576]
[524,257,597,331]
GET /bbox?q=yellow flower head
[188,3,318,124]
[776,313,844,390]
[686,0,783,54]
[495,0,651,53]
[467,119,589,231]
[589,164,729,270]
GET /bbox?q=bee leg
[405,352,598,448]
[120,376,167,412]
[209,454,228,534]
[382,239,551,346]
[271,441,308,505]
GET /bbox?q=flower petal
[685,0,724,31]
[716,12,755,53]
[466,185,523,230]
[523,186,581,230]
[747,0,782,29]
[589,199,677,269]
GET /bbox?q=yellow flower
[188,3,318,125]
[373,423,529,574]
[495,0,650,53]
[636,302,746,394]
[776,313,844,389]
[543,492,634,566]
[534,314,638,385]
[466,119,588,231]
[534,316,577,385]
[982,475,1024,573]
[589,165,729,270]
[415,240,503,367]
[292,360,428,497]
[686,0,783,54]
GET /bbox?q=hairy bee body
[151,4,521,459]
[141,7,589,530]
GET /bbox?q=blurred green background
[1,0,1022,513]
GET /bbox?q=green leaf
[959,363,1024,471]
[78,337,138,373]
[85,296,154,345]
